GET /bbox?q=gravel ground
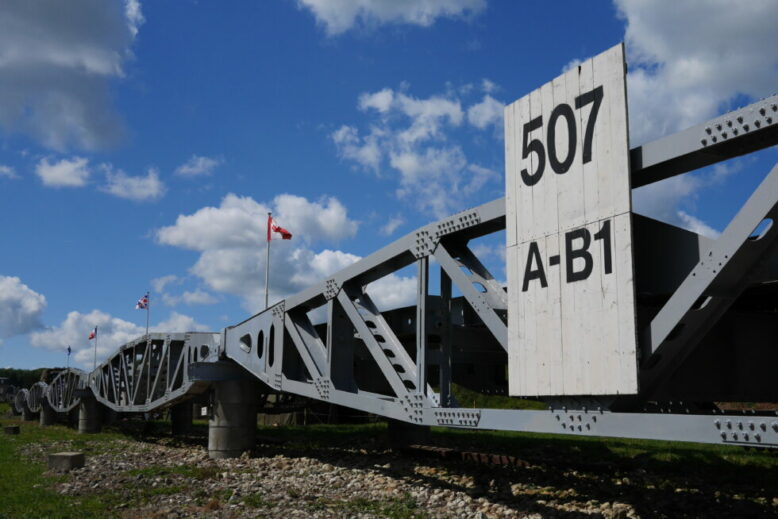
[19,434,778,518]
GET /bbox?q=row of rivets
[271,302,285,318]
[701,101,777,146]
[323,279,339,300]
[715,419,778,432]
[434,212,480,238]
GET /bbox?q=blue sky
[1,0,776,369]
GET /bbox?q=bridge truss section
[222,92,778,449]
[89,332,220,413]
[46,368,86,413]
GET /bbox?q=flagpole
[67,346,70,369]
[146,291,150,337]
[265,212,271,310]
[93,327,98,370]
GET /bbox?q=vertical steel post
[440,268,453,407]
[416,257,428,394]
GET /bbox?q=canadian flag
[267,214,292,241]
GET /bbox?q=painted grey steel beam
[336,288,412,399]
[429,407,778,448]
[28,88,778,448]
[434,242,508,349]
[631,94,778,187]
[439,269,453,408]
[640,162,778,395]
[283,310,327,378]
[416,257,428,395]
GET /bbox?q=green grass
[450,383,547,410]
[330,494,425,518]
[0,412,124,519]
[307,494,425,518]
[242,493,271,508]
[2,401,776,518]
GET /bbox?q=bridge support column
[208,379,259,458]
[40,400,56,426]
[78,393,102,434]
[21,403,35,422]
[387,419,430,449]
[68,408,79,429]
[171,401,193,436]
[103,408,118,426]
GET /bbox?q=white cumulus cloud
[0,165,18,179]
[632,160,740,236]
[332,85,502,217]
[615,0,778,145]
[155,193,415,313]
[174,155,223,177]
[554,1,778,236]
[155,311,211,333]
[0,276,46,338]
[35,157,91,187]
[162,289,219,307]
[297,0,486,35]
[30,308,208,367]
[466,94,504,130]
[380,215,404,236]
[677,210,720,239]
[0,0,143,151]
[101,165,166,201]
[151,275,179,293]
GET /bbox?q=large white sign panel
[505,43,638,396]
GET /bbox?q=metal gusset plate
[631,93,778,187]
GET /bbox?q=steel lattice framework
[89,332,220,413]
[13,388,29,416]
[26,381,48,414]
[46,369,85,413]
[14,92,778,449]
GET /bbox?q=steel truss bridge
[9,93,778,452]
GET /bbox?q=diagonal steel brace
[640,162,778,395]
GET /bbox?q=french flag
[88,326,97,340]
[267,215,292,241]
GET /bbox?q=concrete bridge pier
[39,400,57,426]
[387,419,430,449]
[171,401,193,436]
[208,379,259,458]
[78,393,102,434]
[21,402,36,422]
[103,407,119,426]
[68,408,79,429]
